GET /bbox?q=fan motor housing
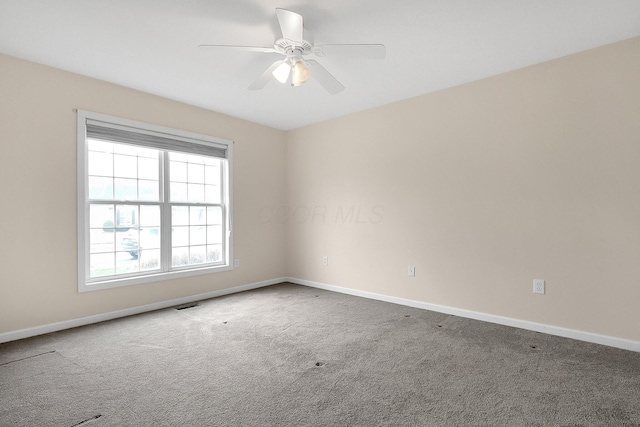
[274,38,313,54]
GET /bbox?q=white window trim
[77,110,233,292]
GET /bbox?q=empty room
[1,1,640,425]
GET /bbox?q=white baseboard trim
[0,277,285,344]
[4,277,639,353]
[286,277,640,353]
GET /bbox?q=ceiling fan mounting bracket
[274,38,312,55]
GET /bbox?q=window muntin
[78,110,232,292]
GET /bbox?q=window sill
[79,263,233,292]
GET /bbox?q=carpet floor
[1,282,639,426]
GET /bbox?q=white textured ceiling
[1,1,639,130]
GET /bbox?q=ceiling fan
[199,8,386,94]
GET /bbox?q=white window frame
[77,110,233,292]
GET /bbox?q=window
[77,110,233,292]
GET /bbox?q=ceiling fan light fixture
[292,61,311,86]
[203,9,378,94]
[272,62,291,84]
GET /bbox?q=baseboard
[0,277,285,344]
[286,277,640,353]
[4,277,639,353]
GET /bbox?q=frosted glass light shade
[292,61,311,86]
[272,62,291,84]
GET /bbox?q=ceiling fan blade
[199,45,278,54]
[276,8,303,42]
[305,60,345,95]
[248,60,286,90]
[312,44,386,59]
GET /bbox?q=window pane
[170,160,187,182]
[190,206,206,225]
[88,151,113,177]
[204,165,219,185]
[207,245,222,262]
[190,226,206,246]
[205,185,220,204]
[204,162,221,203]
[89,229,115,254]
[137,146,158,159]
[207,206,222,225]
[89,176,113,200]
[172,226,189,247]
[188,183,205,203]
[113,143,138,156]
[139,227,160,250]
[170,182,188,202]
[139,179,159,201]
[207,225,222,244]
[116,250,140,274]
[187,154,205,164]
[140,205,160,227]
[89,204,114,229]
[90,253,115,277]
[88,139,114,154]
[115,205,138,229]
[138,157,159,180]
[172,206,189,226]
[190,245,206,264]
[120,228,139,261]
[140,249,160,271]
[172,246,189,267]
[113,154,137,178]
[170,152,188,162]
[114,178,137,200]
[188,163,205,183]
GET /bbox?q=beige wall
[0,54,287,333]
[285,37,640,342]
[2,37,640,344]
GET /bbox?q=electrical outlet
[408,266,415,277]
[323,256,329,266]
[234,259,240,268]
[533,279,545,294]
